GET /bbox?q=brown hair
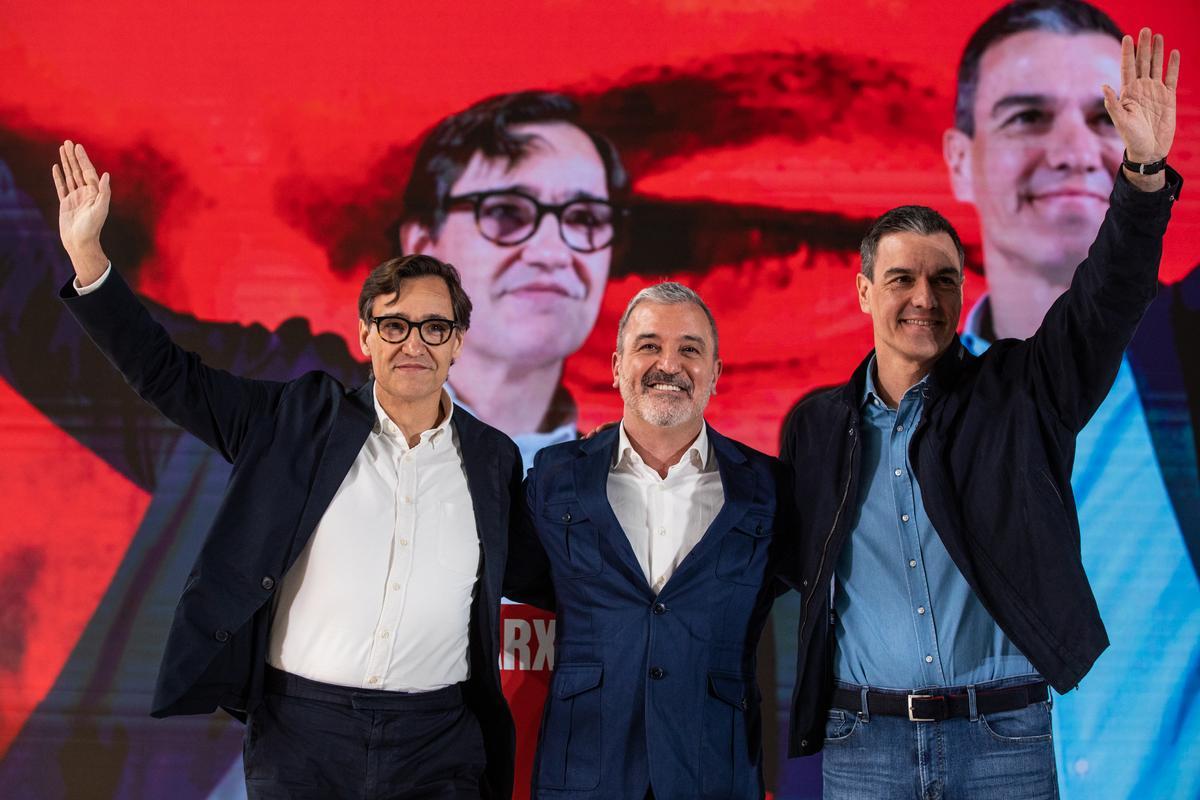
[357,254,473,329]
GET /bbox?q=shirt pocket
[437,501,481,577]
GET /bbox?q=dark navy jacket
[506,426,788,800]
[779,168,1183,757]
[61,269,523,800]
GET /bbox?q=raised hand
[1102,28,1180,166]
[52,140,111,284]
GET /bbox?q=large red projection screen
[1,1,1198,798]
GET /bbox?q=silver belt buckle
[907,693,935,722]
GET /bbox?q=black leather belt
[831,681,1049,722]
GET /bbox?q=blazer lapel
[453,407,504,597]
[285,380,376,569]
[574,428,653,593]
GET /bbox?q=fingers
[1136,27,1152,79]
[58,143,77,193]
[99,172,111,198]
[1121,34,1135,89]
[52,164,67,201]
[1151,33,1164,82]
[1165,49,1181,91]
[1101,84,1120,112]
[76,143,100,186]
[67,141,86,190]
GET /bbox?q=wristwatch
[1122,150,1167,175]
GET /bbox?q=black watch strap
[1123,150,1167,175]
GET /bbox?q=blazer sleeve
[502,453,556,611]
[60,267,286,464]
[1019,167,1182,433]
[0,160,365,486]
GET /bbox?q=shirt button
[391,582,401,591]
[925,655,934,663]
[894,469,903,477]
[649,666,666,679]
[379,630,390,639]
[918,606,926,615]
[909,559,917,568]
[896,424,904,432]
[901,514,910,523]
[657,528,667,537]
[399,538,409,546]
[367,676,380,685]
[403,496,413,505]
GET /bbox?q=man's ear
[611,351,621,388]
[358,318,371,357]
[943,128,976,204]
[855,272,873,315]
[400,220,435,255]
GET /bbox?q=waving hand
[51,140,111,285]
[1102,28,1180,182]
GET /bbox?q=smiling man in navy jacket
[780,28,1181,799]
[507,281,789,800]
[51,142,524,799]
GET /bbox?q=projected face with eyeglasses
[403,121,613,374]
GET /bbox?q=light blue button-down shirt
[832,356,1038,690]
[962,297,1200,800]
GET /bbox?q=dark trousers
[244,667,487,800]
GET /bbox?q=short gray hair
[615,281,719,357]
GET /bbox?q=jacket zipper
[799,422,857,633]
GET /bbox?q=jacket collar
[841,337,974,411]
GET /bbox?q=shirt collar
[372,384,453,448]
[614,421,712,472]
[862,354,929,411]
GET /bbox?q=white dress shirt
[607,423,723,594]
[267,388,481,691]
[76,267,482,690]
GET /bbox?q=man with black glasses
[399,91,628,468]
[0,91,626,798]
[50,138,527,799]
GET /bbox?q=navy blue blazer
[506,425,789,800]
[61,270,522,800]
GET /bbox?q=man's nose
[400,331,428,356]
[654,350,682,373]
[1044,110,1105,173]
[520,212,572,271]
[910,277,937,309]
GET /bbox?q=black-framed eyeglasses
[446,189,620,253]
[370,315,458,346]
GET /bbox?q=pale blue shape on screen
[1055,358,1200,800]
[963,323,1200,800]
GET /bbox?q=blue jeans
[822,682,1059,800]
